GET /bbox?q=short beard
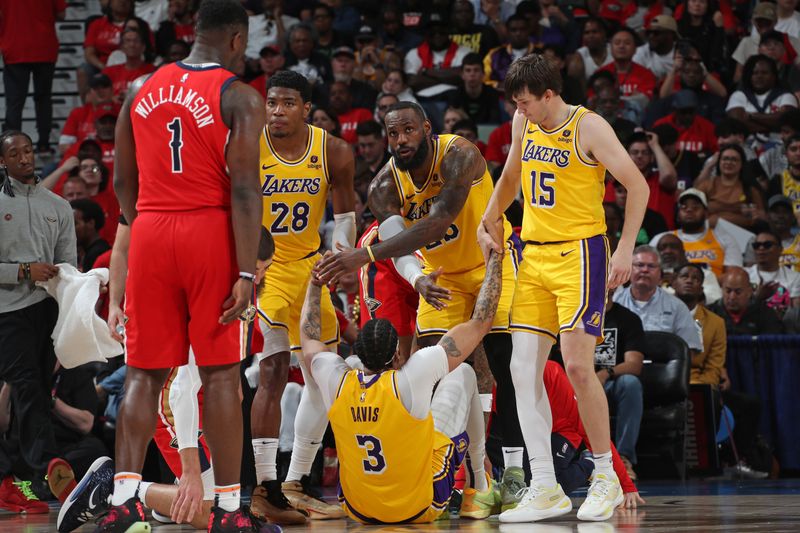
[333,72,352,83]
[680,220,705,234]
[390,138,429,171]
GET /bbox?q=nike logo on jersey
[262,163,279,170]
[405,193,416,200]
[560,250,575,257]
[527,129,535,134]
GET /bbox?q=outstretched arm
[299,271,328,362]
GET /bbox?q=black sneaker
[91,496,149,533]
[209,505,283,533]
[250,480,307,524]
[57,456,114,532]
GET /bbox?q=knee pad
[257,327,291,361]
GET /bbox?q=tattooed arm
[438,249,504,371]
[300,272,327,361]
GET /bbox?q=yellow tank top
[675,228,725,278]
[259,124,330,263]
[781,234,800,272]
[329,369,434,523]
[781,170,800,217]
[520,106,607,243]
[391,134,511,274]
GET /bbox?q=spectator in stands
[442,106,470,134]
[472,0,515,40]
[312,3,347,60]
[587,85,638,143]
[328,46,378,110]
[247,45,285,99]
[164,39,191,63]
[447,53,502,125]
[746,230,800,316]
[354,121,388,197]
[154,0,196,59]
[611,179,669,244]
[777,0,800,37]
[485,100,514,171]
[80,0,136,99]
[246,0,297,63]
[380,69,419,106]
[704,119,758,169]
[757,30,800,91]
[657,232,723,303]
[656,41,727,122]
[58,74,118,155]
[767,135,800,215]
[104,16,156,68]
[674,0,728,72]
[672,263,727,385]
[653,90,718,158]
[732,2,800,84]
[595,287,646,481]
[284,23,331,86]
[328,81,372,144]
[727,55,799,149]
[0,130,76,512]
[759,109,800,180]
[451,118,487,156]
[322,0,361,38]
[62,175,89,202]
[0,0,64,154]
[71,198,110,272]
[634,15,679,81]
[102,28,156,103]
[377,6,423,54]
[373,93,399,124]
[542,45,585,105]
[604,202,623,252]
[653,188,744,279]
[652,122,703,190]
[449,0,500,57]
[311,105,341,137]
[353,25,403,91]
[767,195,800,270]
[516,0,566,48]
[483,14,536,90]
[599,27,657,102]
[709,267,784,334]
[568,17,613,86]
[693,144,766,230]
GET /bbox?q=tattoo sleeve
[301,282,322,341]
[439,334,462,359]
[472,251,503,322]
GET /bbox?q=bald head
[721,266,753,313]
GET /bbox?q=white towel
[37,263,121,368]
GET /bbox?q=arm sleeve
[378,215,424,286]
[332,212,357,251]
[395,345,448,419]
[311,352,350,411]
[169,362,202,450]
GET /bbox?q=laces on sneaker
[13,480,40,501]
[514,484,547,505]
[586,477,611,503]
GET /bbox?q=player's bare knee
[126,367,171,397]
[259,352,290,393]
[563,359,595,391]
[198,363,240,391]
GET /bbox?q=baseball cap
[260,45,280,57]
[767,194,793,210]
[93,102,119,122]
[356,25,376,41]
[332,46,355,59]
[679,188,708,208]
[426,12,448,29]
[760,30,785,46]
[648,15,680,36]
[672,89,699,110]
[89,73,112,89]
[753,2,777,22]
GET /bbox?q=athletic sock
[502,447,525,469]
[592,451,614,478]
[214,483,241,512]
[138,482,153,508]
[111,472,141,506]
[252,438,279,484]
[285,434,320,482]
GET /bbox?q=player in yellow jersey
[479,54,650,523]
[316,102,528,501]
[302,250,505,523]
[249,71,353,522]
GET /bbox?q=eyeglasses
[752,241,777,250]
[80,164,100,173]
[720,156,742,163]
[633,262,660,270]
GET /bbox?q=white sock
[592,451,614,477]
[111,472,141,506]
[214,483,241,512]
[502,447,525,469]
[286,360,328,482]
[138,482,153,508]
[252,438,279,483]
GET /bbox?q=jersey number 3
[530,171,555,207]
[167,118,183,173]
[356,434,386,474]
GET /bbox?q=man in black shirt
[709,267,784,334]
[71,199,111,272]
[447,53,502,125]
[448,0,499,58]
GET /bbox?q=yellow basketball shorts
[416,242,517,338]
[510,235,609,341]
[257,253,339,352]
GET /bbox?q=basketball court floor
[2,479,798,532]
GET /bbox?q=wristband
[22,263,31,281]
[239,271,256,283]
[366,245,376,263]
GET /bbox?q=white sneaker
[576,473,623,521]
[498,484,572,523]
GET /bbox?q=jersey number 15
[529,171,556,208]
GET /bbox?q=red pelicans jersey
[131,62,238,212]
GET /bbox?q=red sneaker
[0,476,50,513]
[48,458,77,503]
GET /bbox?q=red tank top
[131,62,237,212]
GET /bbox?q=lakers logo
[587,311,602,328]
[456,438,468,453]
[359,392,367,403]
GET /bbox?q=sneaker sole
[121,523,151,533]
[576,490,624,522]
[498,494,573,523]
[48,460,76,504]
[460,509,493,519]
[0,501,49,514]
[57,456,113,531]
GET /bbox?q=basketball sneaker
[250,480,307,525]
[208,505,283,533]
[281,477,344,519]
[0,476,49,514]
[57,456,114,532]
[498,483,572,523]
[91,496,150,532]
[498,466,526,512]
[576,472,623,521]
[48,458,77,503]
[460,479,501,519]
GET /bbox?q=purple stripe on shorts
[432,431,469,507]
[581,234,609,337]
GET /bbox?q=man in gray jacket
[0,130,76,511]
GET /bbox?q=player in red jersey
[100,1,268,532]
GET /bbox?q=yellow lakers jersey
[520,106,607,243]
[675,228,725,278]
[781,170,800,217]
[329,369,434,523]
[391,134,511,274]
[260,124,330,263]
[781,234,800,272]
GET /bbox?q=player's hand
[107,304,127,342]
[311,253,331,287]
[414,268,451,310]
[171,459,204,524]
[314,243,370,285]
[608,246,633,289]
[478,218,504,263]
[620,491,646,509]
[220,277,253,324]
[25,262,60,282]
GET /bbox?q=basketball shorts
[257,253,339,354]
[510,234,609,340]
[125,209,250,368]
[416,241,517,338]
[359,262,419,337]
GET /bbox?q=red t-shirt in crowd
[60,138,116,183]
[0,0,65,64]
[60,101,121,147]
[338,107,373,145]
[599,0,666,28]
[486,120,512,166]
[599,62,656,99]
[173,22,195,44]
[604,170,676,228]
[653,112,718,156]
[102,62,156,98]
[84,17,125,65]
